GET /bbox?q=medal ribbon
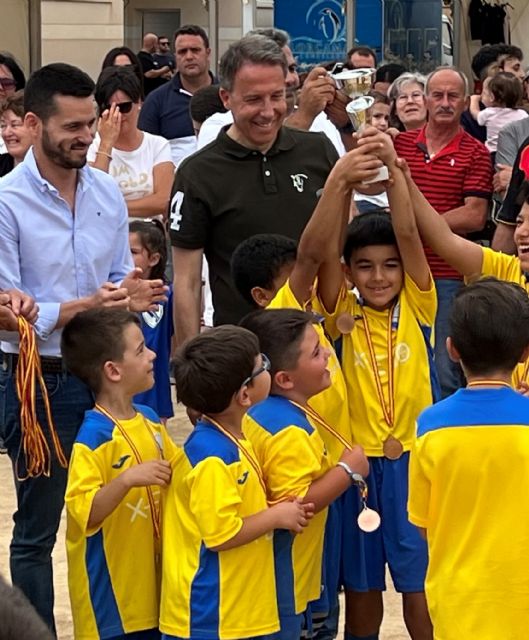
[203,415,268,497]
[15,316,67,480]
[288,400,353,451]
[95,403,162,540]
[361,304,397,428]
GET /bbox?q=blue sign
[274,0,348,70]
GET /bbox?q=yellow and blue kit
[268,280,351,617]
[409,386,529,639]
[159,419,279,640]
[66,404,177,640]
[321,274,438,592]
[244,396,331,620]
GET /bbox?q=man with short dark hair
[154,34,175,74]
[394,67,493,398]
[139,24,215,165]
[0,62,165,632]
[170,35,338,342]
[346,45,377,69]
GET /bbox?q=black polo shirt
[496,134,529,225]
[137,50,168,96]
[169,126,338,324]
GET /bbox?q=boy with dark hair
[232,145,383,637]
[318,129,438,639]
[409,277,529,639]
[62,308,177,640]
[161,325,313,640]
[241,308,369,640]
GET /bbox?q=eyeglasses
[159,41,170,47]
[241,353,271,388]
[0,78,16,90]
[396,91,424,103]
[102,101,134,114]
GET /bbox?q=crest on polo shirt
[291,173,308,193]
[142,304,164,328]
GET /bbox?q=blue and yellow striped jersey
[160,419,279,639]
[244,396,331,615]
[66,405,178,640]
[409,387,529,639]
[269,280,352,463]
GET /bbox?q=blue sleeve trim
[248,395,314,436]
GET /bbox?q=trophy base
[362,165,389,184]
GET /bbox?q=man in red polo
[394,67,492,397]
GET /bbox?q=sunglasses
[159,41,170,46]
[241,353,271,388]
[102,101,134,114]
[0,78,16,90]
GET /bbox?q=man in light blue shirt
[0,62,166,633]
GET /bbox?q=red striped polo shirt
[395,126,492,279]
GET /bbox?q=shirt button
[263,157,267,162]
[265,170,271,176]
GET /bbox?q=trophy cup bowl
[346,95,375,132]
[328,67,376,99]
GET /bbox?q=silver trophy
[329,66,389,182]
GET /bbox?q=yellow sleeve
[479,246,525,285]
[407,434,431,529]
[315,282,353,340]
[402,272,437,327]
[65,443,105,536]
[268,280,303,311]
[187,457,244,548]
[262,427,324,503]
[160,428,182,465]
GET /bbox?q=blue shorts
[341,452,428,593]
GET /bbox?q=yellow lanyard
[288,400,353,450]
[361,305,396,428]
[203,415,268,497]
[95,403,162,540]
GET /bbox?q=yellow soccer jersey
[409,387,529,639]
[66,405,179,640]
[321,274,438,456]
[243,396,331,615]
[268,280,351,463]
[478,247,529,387]
[159,419,278,640]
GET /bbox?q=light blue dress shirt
[0,148,134,356]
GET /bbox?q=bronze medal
[336,312,356,334]
[383,435,403,460]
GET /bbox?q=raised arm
[399,160,484,277]
[290,142,384,308]
[359,129,431,290]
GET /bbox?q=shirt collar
[416,124,465,158]
[219,125,297,158]
[23,146,93,194]
[171,71,217,96]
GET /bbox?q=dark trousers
[0,361,93,633]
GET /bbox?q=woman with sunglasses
[90,65,174,221]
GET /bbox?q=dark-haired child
[470,71,528,154]
[62,308,179,640]
[319,129,438,639]
[409,278,529,639]
[241,308,368,640]
[129,220,174,420]
[402,159,529,391]
[162,325,314,639]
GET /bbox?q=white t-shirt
[477,107,529,153]
[88,131,174,203]
[196,109,346,157]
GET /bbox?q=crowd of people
[1,24,529,640]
